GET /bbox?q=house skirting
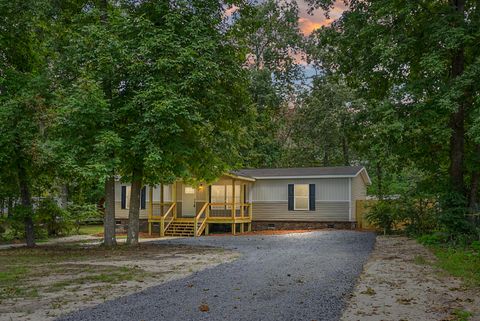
[116,219,151,233]
[252,221,356,230]
[115,218,356,234]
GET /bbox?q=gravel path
[57,230,375,321]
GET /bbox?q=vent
[327,223,335,228]
[267,223,275,229]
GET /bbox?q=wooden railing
[194,203,209,237]
[160,202,176,237]
[208,202,252,219]
[148,202,176,236]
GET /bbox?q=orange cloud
[298,17,335,35]
[298,0,347,35]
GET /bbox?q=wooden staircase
[164,221,195,237]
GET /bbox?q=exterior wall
[252,201,350,222]
[251,178,350,202]
[114,182,173,220]
[251,178,350,222]
[350,174,367,221]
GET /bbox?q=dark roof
[232,166,366,179]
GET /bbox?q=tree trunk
[342,135,350,166]
[59,184,68,210]
[323,144,329,166]
[17,163,35,247]
[469,144,480,211]
[448,0,466,196]
[7,197,13,218]
[376,162,384,200]
[103,175,117,247]
[126,167,143,246]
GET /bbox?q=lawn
[430,245,480,287]
[0,241,238,321]
[77,224,104,235]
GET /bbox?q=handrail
[194,203,209,236]
[160,202,176,237]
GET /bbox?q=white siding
[251,178,350,202]
[252,201,350,222]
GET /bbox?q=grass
[0,243,162,301]
[430,245,480,287]
[452,309,474,321]
[77,225,104,235]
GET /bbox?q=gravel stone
[56,230,375,321]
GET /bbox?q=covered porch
[147,174,255,237]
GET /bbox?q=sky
[297,0,347,35]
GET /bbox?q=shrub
[67,203,102,234]
[365,200,400,235]
[35,198,73,236]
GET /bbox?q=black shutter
[309,184,316,211]
[288,184,294,211]
[208,186,212,202]
[121,186,126,209]
[141,186,146,209]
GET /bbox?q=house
[114,166,371,236]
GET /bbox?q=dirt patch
[341,236,480,321]
[0,242,239,321]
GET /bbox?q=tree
[0,0,54,247]
[284,77,363,167]
[307,0,480,204]
[233,0,305,167]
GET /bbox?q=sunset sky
[297,0,347,35]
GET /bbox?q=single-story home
[114,166,370,236]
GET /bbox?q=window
[226,184,241,206]
[125,186,131,209]
[184,186,195,194]
[294,184,309,210]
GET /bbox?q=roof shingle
[232,166,365,179]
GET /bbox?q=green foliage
[431,245,480,288]
[67,203,102,234]
[35,198,72,237]
[365,200,400,235]
[438,192,477,241]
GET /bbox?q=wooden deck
[147,202,252,237]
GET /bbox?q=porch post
[173,181,177,219]
[160,183,164,216]
[231,179,236,219]
[148,186,153,235]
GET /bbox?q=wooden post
[173,182,177,218]
[231,179,236,219]
[194,216,198,237]
[160,219,165,237]
[232,223,236,235]
[240,223,244,233]
[248,222,252,232]
[148,185,153,236]
[205,223,209,236]
[160,183,164,216]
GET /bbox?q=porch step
[165,221,195,237]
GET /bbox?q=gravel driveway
[57,230,375,321]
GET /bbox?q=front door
[182,185,196,217]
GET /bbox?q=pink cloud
[298,0,347,35]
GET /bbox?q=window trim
[293,184,309,211]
